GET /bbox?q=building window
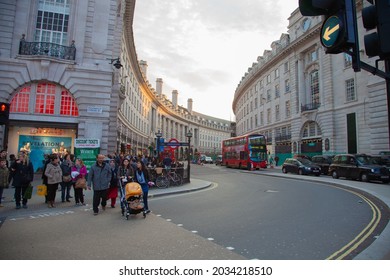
[302,121,321,138]
[60,90,79,116]
[10,86,31,113]
[255,97,258,109]
[267,108,271,124]
[266,74,271,84]
[255,114,258,127]
[284,61,290,72]
[309,49,318,62]
[310,70,320,105]
[285,100,291,118]
[285,79,290,93]
[260,112,264,126]
[267,89,271,102]
[10,82,78,117]
[35,83,56,114]
[344,53,352,68]
[275,105,280,121]
[274,68,279,79]
[275,84,280,98]
[34,0,70,45]
[346,78,356,102]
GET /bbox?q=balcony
[19,35,76,61]
[301,102,320,112]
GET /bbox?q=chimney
[172,90,178,108]
[139,60,148,78]
[187,98,193,114]
[156,78,163,96]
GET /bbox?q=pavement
[0,166,389,260]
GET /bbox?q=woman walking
[107,159,119,208]
[11,153,34,209]
[134,160,151,214]
[60,153,73,202]
[44,154,62,208]
[71,158,87,206]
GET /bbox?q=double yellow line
[326,188,382,260]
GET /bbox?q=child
[0,158,10,207]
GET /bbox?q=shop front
[7,122,77,172]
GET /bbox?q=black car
[328,154,390,183]
[311,155,334,175]
[282,158,321,176]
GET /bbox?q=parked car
[328,154,390,183]
[204,156,213,164]
[215,155,223,165]
[311,155,334,175]
[282,158,321,176]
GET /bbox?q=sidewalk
[0,174,213,215]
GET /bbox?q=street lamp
[155,130,162,162]
[108,57,123,69]
[186,129,193,183]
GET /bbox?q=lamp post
[155,130,162,162]
[186,130,193,183]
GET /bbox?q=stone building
[0,0,232,171]
[232,0,388,164]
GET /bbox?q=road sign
[321,15,343,48]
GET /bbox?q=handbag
[36,184,47,196]
[23,183,33,199]
[75,177,87,189]
[62,175,72,182]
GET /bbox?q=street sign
[321,15,343,48]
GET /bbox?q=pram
[119,180,146,219]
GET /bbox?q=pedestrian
[87,154,111,216]
[134,160,151,214]
[60,153,73,202]
[44,154,62,208]
[0,158,10,207]
[71,158,87,206]
[275,156,279,167]
[107,159,119,208]
[118,158,134,184]
[8,154,16,186]
[11,153,34,209]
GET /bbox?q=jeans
[60,181,72,201]
[140,183,149,210]
[74,186,84,204]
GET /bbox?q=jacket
[44,162,63,184]
[87,162,111,191]
[11,161,34,186]
[71,164,87,181]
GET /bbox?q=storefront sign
[18,135,72,172]
[74,138,100,170]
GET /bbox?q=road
[151,164,386,259]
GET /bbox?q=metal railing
[19,35,76,61]
[301,102,321,112]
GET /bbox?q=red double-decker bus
[222,134,267,170]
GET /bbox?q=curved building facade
[232,1,388,163]
[0,0,232,170]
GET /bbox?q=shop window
[10,82,78,117]
[60,90,79,116]
[10,86,31,113]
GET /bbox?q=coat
[0,166,9,188]
[44,162,63,184]
[11,161,34,186]
[87,162,111,191]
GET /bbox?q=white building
[0,0,232,171]
[232,0,389,164]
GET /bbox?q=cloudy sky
[133,0,299,121]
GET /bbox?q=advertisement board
[74,139,100,170]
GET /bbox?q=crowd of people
[0,149,167,215]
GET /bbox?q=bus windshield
[248,135,267,162]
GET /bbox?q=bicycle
[155,167,183,188]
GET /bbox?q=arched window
[10,82,78,117]
[310,70,320,104]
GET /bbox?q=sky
[133,0,299,121]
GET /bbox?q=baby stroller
[119,180,146,219]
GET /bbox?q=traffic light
[362,0,390,59]
[299,0,360,70]
[0,102,10,125]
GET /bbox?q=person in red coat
[107,159,118,208]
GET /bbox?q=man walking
[87,154,111,215]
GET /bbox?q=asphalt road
[151,164,378,260]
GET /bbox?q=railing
[19,35,76,61]
[301,102,321,112]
